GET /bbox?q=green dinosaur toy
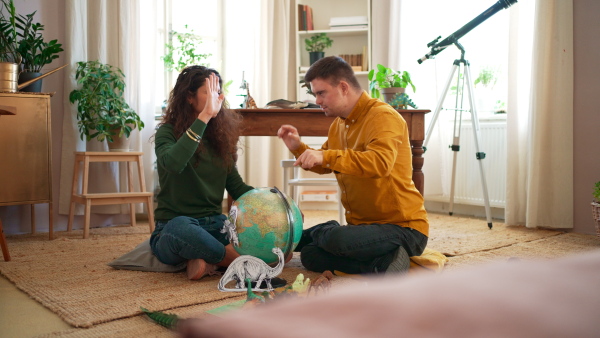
[389,93,418,109]
[245,278,265,303]
[141,307,181,330]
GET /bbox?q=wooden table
[236,108,430,194]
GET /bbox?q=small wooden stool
[67,151,155,239]
[0,217,10,261]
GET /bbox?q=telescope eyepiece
[499,0,518,9]
[427,36,441,48]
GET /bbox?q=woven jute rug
[0,225,330,328]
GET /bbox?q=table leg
[411,140,425,196]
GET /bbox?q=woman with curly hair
[150,66,253,280]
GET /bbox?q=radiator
[439,118,507,208]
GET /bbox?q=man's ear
[339,81,350,95]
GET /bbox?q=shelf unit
[295,0,372,102]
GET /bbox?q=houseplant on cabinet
[69,60,144,151]
[0,0,63,92]
[0,0,21,92]
[15,10,63,92]
[305,33,333,65]
[368,64,416,106]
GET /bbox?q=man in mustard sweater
[277,56,428,275]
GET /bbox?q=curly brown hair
[159,65,243,169]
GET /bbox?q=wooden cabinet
[295,0,372,101]
[0,93,53,238]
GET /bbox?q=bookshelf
[295,0,372,102]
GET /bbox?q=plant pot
[107,127,131,152]
[309,52,324,65]
[0,62,19,92]
[18,71,43,92]
[380,87,405,104]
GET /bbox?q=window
[399,0,511,118]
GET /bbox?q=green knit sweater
[154,119,253,221]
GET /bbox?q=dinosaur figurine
[218,247,285,292]
[219,219,239,247]
[141,307,182,330]
[291,273,311,294]
[242,277,266,308]
[389,92,418,109]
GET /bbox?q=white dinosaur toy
[218,247,285,292]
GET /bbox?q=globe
[228,187,303,264]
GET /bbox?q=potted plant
[0,0,21,92]
[161,25,211,73]
[0,0,63,92]
[368,64,416,103]
[69,61,144,151]
[305,33,333,65]
[592,181,600,238]
[15,10,63,91]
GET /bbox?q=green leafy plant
[0,0,21,63]
[161,25,211,72]
[15,11,63,72]
[304,33,333,53]
[593,181,600,203]
[368,64,416,99]
[474,66,498,88]
[0,0,62,69]
[69,61,144,142]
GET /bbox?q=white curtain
[59,0,153,221]
[236,0,293,189]
[506,0,573,228]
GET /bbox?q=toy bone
[218,247,285,292]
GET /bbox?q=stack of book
[298,4,314,31]
[329,16,368,30]
[338,54,364,72]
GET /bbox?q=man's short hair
[304,56,362,90]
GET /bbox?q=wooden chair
[0,217,10,261]
[281,159,345,223]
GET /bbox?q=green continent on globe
[229,188,303,264]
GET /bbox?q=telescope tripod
[424,47,493,229]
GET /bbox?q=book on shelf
[338,53,365,71]
[329,15,367,30]
[330,24,368,30]
[298,4,314,31]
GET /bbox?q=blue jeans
[296,220,428,274]
[150,215,230,266]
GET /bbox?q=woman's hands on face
[198,73,225,123]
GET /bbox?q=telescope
[417,0,517,64]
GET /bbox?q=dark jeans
[296,220,428,274]
[150,215,230,266]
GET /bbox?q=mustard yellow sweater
[292,92,429,236]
